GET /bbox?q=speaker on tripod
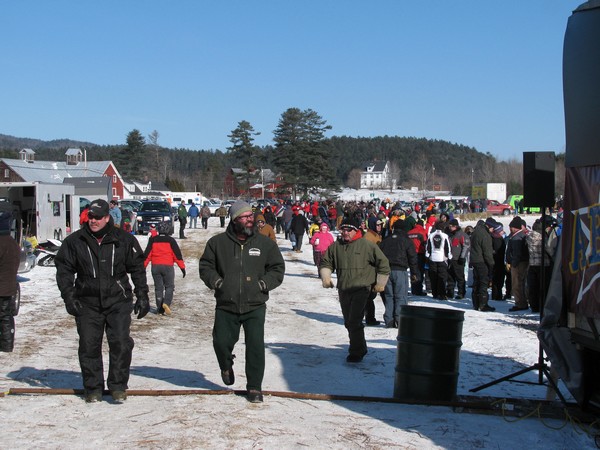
[523,151,555,208]
[470,151,564,400]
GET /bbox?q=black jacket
[379,229,419,275]
[55,221,148,309]
[290,213,309,235]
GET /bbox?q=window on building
[4,169,9,178]
[113,175,117,184]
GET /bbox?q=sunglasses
[340,226,356,232]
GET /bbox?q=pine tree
[227,120,261,192]
[272,108,336,198]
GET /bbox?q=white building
[360,161,391,189]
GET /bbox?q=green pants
[213,305,266,391]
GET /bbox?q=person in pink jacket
[309,223,335,277]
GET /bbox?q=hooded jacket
[199,222,285,314]
[55,220,148,309]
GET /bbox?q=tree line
[0,108,565,198]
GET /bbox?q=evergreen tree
[227,120,260,192]
[112,129,146,180]
[272,107,335,197]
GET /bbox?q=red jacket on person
[407,223,428,255]
[143,235,185,269]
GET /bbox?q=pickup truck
[135,200,174,235]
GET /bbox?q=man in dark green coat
[199,201,285,403]
[469,218,497,312]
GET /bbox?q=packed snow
[1,205,596,449]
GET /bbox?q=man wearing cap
[320,216,390,362]
[468,218,497,312]
[55,199,150,403]
[506,216,530,312]
[199,201,285,403]
[445,218,470,300]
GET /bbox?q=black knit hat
[340,216,361,230]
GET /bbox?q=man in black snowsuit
[55,199,149,403]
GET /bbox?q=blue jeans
[383,270,408,325]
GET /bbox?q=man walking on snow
[199,201,285,403]
[320,216,390,363]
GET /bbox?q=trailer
[471,182,507,202]
[0,181,84,242]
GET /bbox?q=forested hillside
[1,132,553,198]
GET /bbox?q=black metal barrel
[394,305,464,401]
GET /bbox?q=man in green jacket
[199,201,285,403]
[320,216,390,363]
[469,218,497,312]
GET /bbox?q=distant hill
[0,133,96,153]
[0,132,518,196]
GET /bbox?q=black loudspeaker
[523,152,555,207]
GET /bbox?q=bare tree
[346,168,362,189]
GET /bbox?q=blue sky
[2,1,580,160]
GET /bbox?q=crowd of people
[255,197,561,313]
[6,195,561,406]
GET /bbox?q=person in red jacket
[407,219,428,296]
[143,222,186,315]
[79,203,90,226]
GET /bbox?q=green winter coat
[199,224,285,314]
[469,220,494,267]
[321,236,390,291]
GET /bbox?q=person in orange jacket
[143,222,186,315]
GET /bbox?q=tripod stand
[470,209,567,404]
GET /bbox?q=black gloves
[134,295,150,319]
[181,268,186,278]
[214,279,223,290]
[65,295,83,317]
[410,274,418,284]
[458,258,466,266]
[258,280,268,293]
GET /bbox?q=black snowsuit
[55,221,148,394]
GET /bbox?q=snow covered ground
[1,212,596,449]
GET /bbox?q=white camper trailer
[0,181,82,242]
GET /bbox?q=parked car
[135,200,174,235]
[486,200,513,216]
